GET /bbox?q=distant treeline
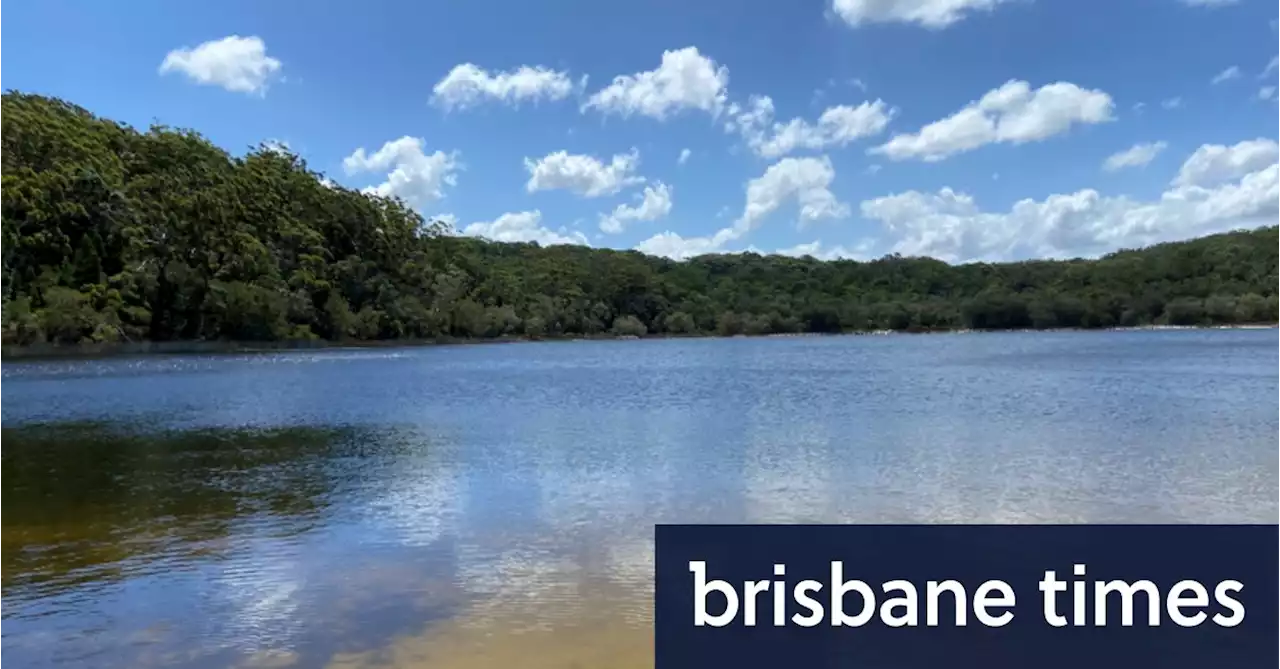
[2,91,1277,347]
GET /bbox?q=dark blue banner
[655,524,1277,669]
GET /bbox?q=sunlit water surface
[3,330,1277,668]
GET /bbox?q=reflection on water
[2,329,1277,668]
[4,424,344,593]
[2,423,468,668]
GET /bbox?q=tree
[2,91,1276,349]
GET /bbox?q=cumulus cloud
[524,149,645,197]
[462,210,589,247]
[830,0,1013,29]
[678,148,692,165]
[342,136,461,209]
[729,95,895,158]
[772,239,877,261]
[860,142,1278,263]
[634,232,724,260]
[635,156,847,259]
[1171,138,1279,188]
[582,47,729,120]
[870,80,1114,162]
[1211,66,1242,84]
[1259,86,1278,101]
[431,63,576,110]
[739,156,850,229]
[599,183,673,234]
[159,35,282,95]
[1102,141,1167,172]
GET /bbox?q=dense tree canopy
[2,92,1277,346]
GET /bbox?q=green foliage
[2,297,43,344]
[523,315,547,339]
[205,281,289,341]
[664,311,696,334]
[322,291,356,340]
[2,92,1278,347]
[1162,298,1206,326]
[38,287,106,343]
[611,315,648,337]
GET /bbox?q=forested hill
[2,92,1277,347]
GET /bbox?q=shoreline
[2,323,1275,362]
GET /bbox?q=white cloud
[431,63,576,110]
[1261,57,1279,79]
[773,239,876,261]
[342,136,461,210]
[740,155,850,231]
[1161,96,1183,109]
[723,95,770,134]
[635,156,847,259]
[1211,66,1242,84]
[634,232,725,260]
[159,35,282,95]
[462,210,589,247]
[1102,141,1167,172]
[524,149,645,197]
[582,47,729,120]
[860,143,1278,263]
[870,80,1114,162]
[1171,138,1279,188]
[599,183,674,234]
[1259,86,1278,101]
[1178,0,1239,6]
[678,148,692,165]
[831,0,1013,29]
[730,95,896,158]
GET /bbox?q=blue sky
[5,0,1278,262]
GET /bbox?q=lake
[3,329,1277,669]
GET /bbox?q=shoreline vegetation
[3,92,1278,358]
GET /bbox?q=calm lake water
[3,330,1277,669]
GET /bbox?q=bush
[207,281,289,341]
[38,287,97,343]
[664,310,696,334]
[716,311,744,336]
[3,297,45,344]
[523,315,547,339]
[1162,298,1205,326]
[611,315,647,337]
[484,305,521,337]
